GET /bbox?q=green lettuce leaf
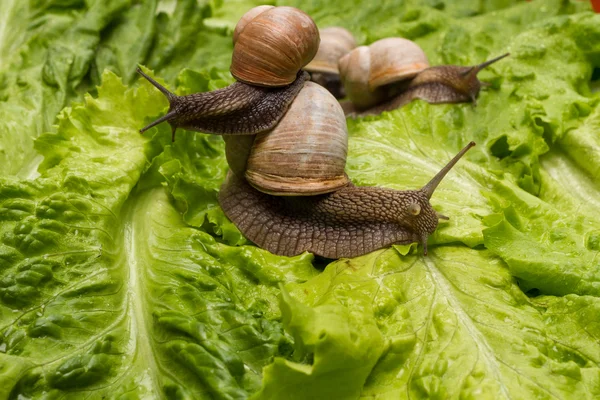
[0,0,131,177]
[1,71,317,398]
[254,278,384,400]
[0,70,158,398]
[257,247,600,398]
[144,0,234,83]
[2,0,600,398]
[482,100,600,297]
[92,0,158,85]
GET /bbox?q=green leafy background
[1,0,600,398]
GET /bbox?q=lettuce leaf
[256,247,600,399]
[483,106,600,296]
[1,71,316,398]
[0,0,131,177]
[92,0,159,85]
[2,0,600,398]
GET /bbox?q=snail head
[459,53,510,102]
[399,141,475,255]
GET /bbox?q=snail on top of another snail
[138,5,319,142]
[137,5,476,259]
[338,37,509,116]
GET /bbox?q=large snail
[304,27,356,98]
[339,37,509,116]
[219,142,474,258]
[139,6,475,258]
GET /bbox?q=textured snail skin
[219,173,438,259]
[219,141,475,258]
[138,70,309,139]
[173,72,309,134]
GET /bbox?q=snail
[138,6,348,195]
[138,6,475,259]
[304,27,357,98]
[138,6,319,141]
[219,141,475,259]
[357,53,510,116]
[338,37,509,116]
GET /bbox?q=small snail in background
[138,5,319,141]
[339,37,509,116]
[304,27,357,98]
[138,5,476,258]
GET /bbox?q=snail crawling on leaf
[138,5,476,258]
[219,141,475,259]
[339,37,509,116]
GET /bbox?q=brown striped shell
[338,37,429,110]
[244,81,349,196]
[232,5,274,44]
[231,6,320,87]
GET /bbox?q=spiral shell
[245,82,349,196]
[231,6,320,87]
[232,5,274,44]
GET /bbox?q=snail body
[138,5,475,258]
[219,142,475,258]
[138,69,309,140]
[356,53,511,116]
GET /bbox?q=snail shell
[224,81,349,196]
[339,37,429,110]
[232,5,274,43]
[231,6,320,87]
[244,82,349,196]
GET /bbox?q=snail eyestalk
[437,212,449,220]
[136,67,180,136]
[421,141,475,199]
[462,53,510,78]
[136,67,177,101]
[422,235,429,256]
[139,110,178,134]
